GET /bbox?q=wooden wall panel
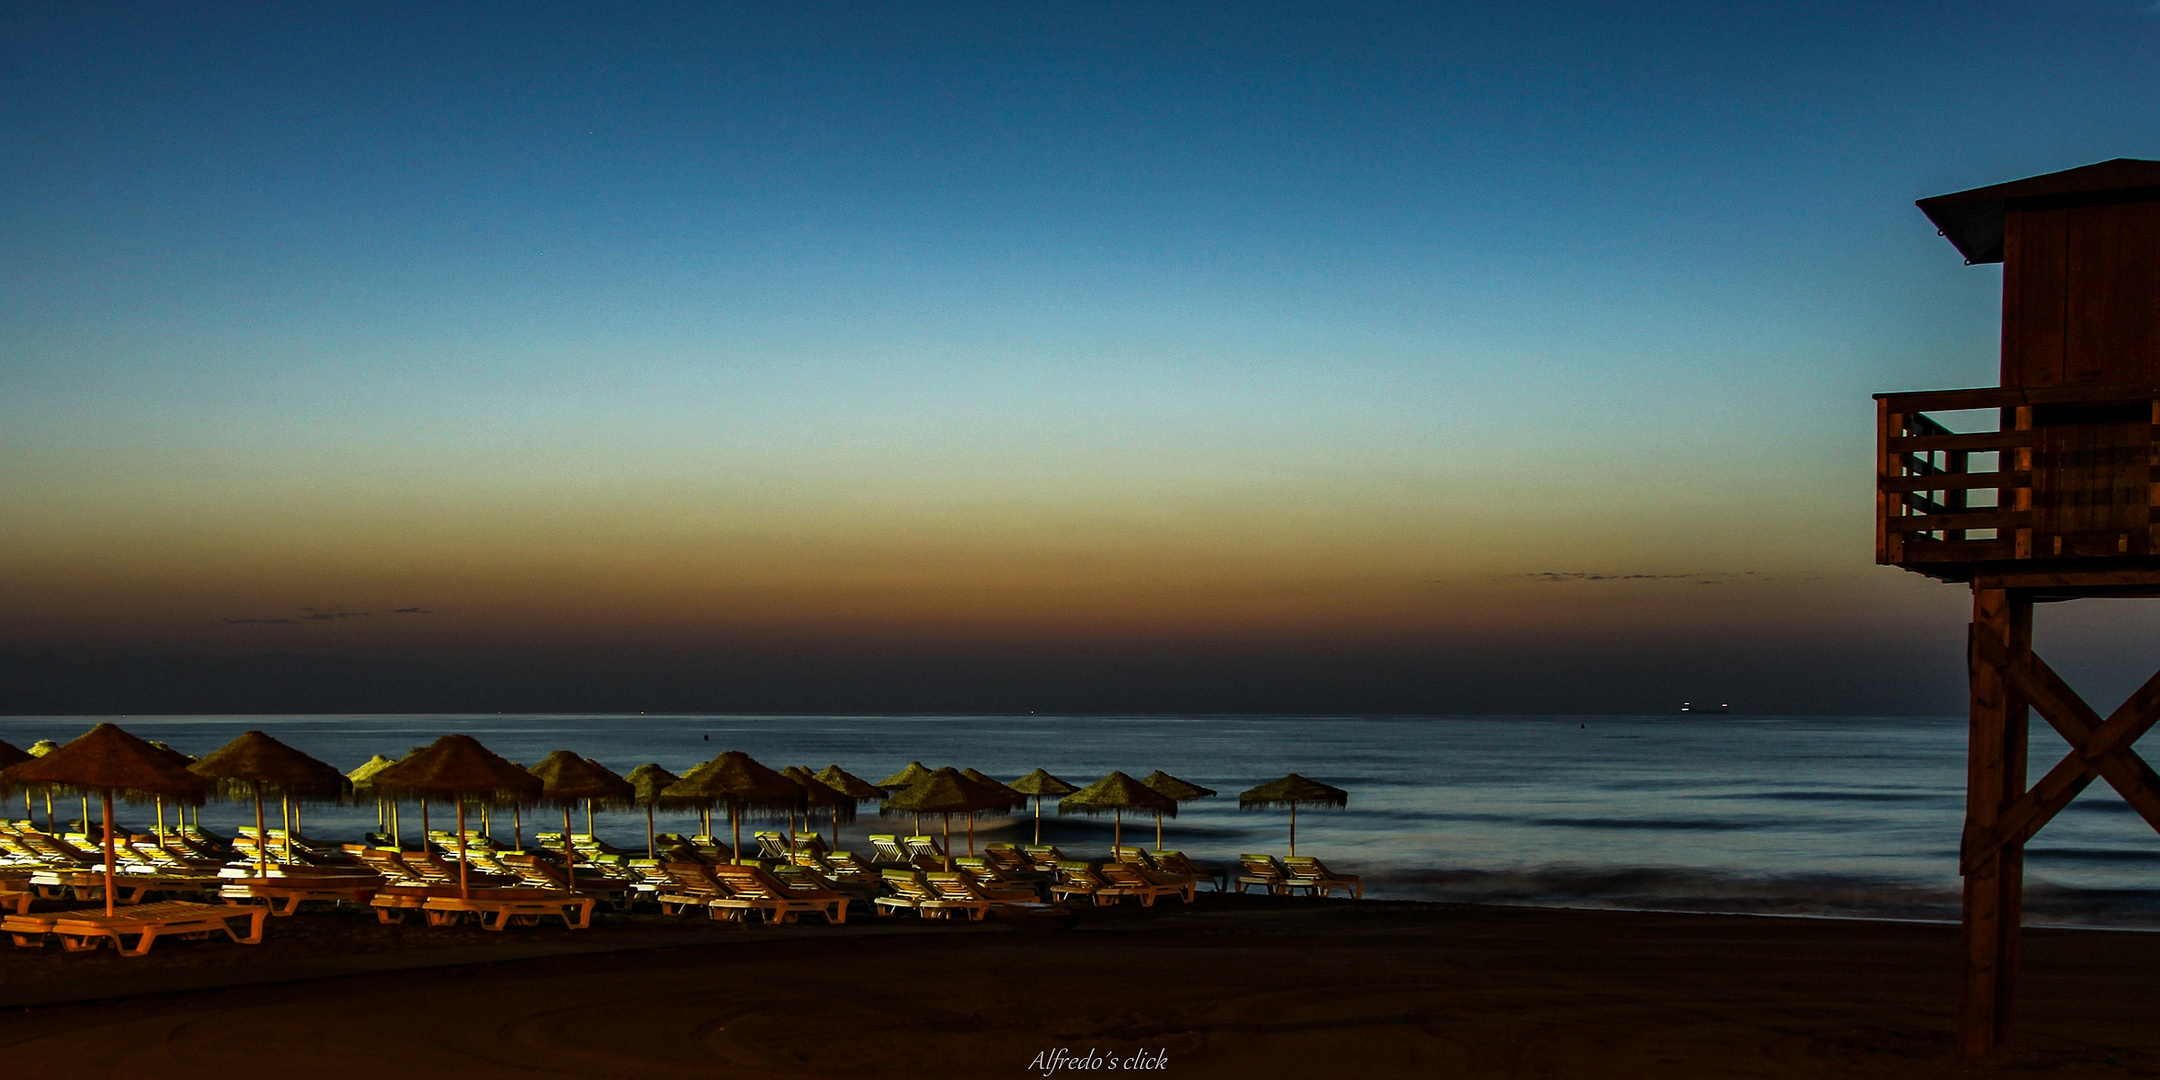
[2063,201,2160,386]
[2002,209,2066,389]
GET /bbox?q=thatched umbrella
[1,723,209,916]
[528,751,633,874]
[812,765,883,851]
[876,761,936,833]
[191,731,350,877]
[0,739,34,821]
[780,766,852,855]
[660,751,804,865]
[1008,768,1078,846]
[625,763,678,861]
[1139,770,1217,851]
[348,754,397,844]
[1059,771,1177,852]
[883,768,1009,870]
[1238,774,1348,857]
[368,735,542,899]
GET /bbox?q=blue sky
[3,1,2158,712]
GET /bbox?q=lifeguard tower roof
[1918,157,2160,264]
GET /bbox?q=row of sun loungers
[1235,855,1363,898]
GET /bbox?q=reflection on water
[2,713,2152,926]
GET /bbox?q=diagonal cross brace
[1962,630,2160,874]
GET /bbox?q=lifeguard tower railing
[1877,385,2160,574]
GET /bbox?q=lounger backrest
[904,835,944,859]
[1238,854,1282,878]
[711,865,782,899]
[871,835,909,863]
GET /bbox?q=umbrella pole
[513,803,522,850]
[1034,796,1043,846]
[967,812,975,857]
[564,806,576,870]
[942,813,953,872]
[155,797,164,841]
[1113,807,1122,852]
[390,801,399,849]
[730,803,742,866]
[255,782,268,878]
[1289,803,1296,857]
[101,789,116,917]
[586,799,594,837]
[44,791,54,833]
[482,802,490,842]
[457,796,470,900]
[1156,810,1163,851]
[832,805,841,852]
[646,804,656,862]
[421,797,429,854]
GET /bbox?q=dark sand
[1,897,2155,1078]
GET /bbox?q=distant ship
[1679,702,1731,714]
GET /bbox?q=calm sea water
[4,714,2154,927]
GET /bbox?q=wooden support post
[1960,586,2030,1061]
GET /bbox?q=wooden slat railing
[1875,385,2160,567]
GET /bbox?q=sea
[4,713,2155,929]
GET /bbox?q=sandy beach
[1,897,2155,1078]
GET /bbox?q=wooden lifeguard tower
[1879,158,2160,1061]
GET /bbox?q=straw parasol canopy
[1059,771,1177,852]
[781,765,853,854]
[876,761,935,792]
[660,751,805,864]
[0,739,31,795]
[192,731,350,803]
[192,730,351,877]
[1238,774,1349,857]
[369,734,543,898]
[1008,767,1078,845]
[884,767,1012,869]
[810,764,883,850]
[960,769,1027,810]
[26,740,58,757]
[347,754,396,793]
[2,723,210,916]
[1140,770,1216,850]
[624,763,679,861]
[528,751,633,871]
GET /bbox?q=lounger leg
[9,932,43,948]
[118,928,158,957]
[230,909,266,944]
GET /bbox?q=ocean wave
[1361,864,2160,927]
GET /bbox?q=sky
[4,1,2160,714]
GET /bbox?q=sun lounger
[822,851,880,886]
[1099,863,1192,906]
[1022,845,1071,872]
[872,869,979,920]
[5,900,266,956]
[754,832,793,859]
[982,843,1029,872]
[1282,856,1362,899]
[1236,853,1290,895]
[219,873,383,915]
[653,863,755,921]
[709,864,849,925]
[1152,850,1226,892]
[903,835,947,863]
[0,878,32,915]
[954,857,1047,898]
[926,872,1067,919]
[496,853,635,910]
[869,835,914,866]
[369,885,597,930]
[1049,861,1118,906]
[32,869,219,904]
